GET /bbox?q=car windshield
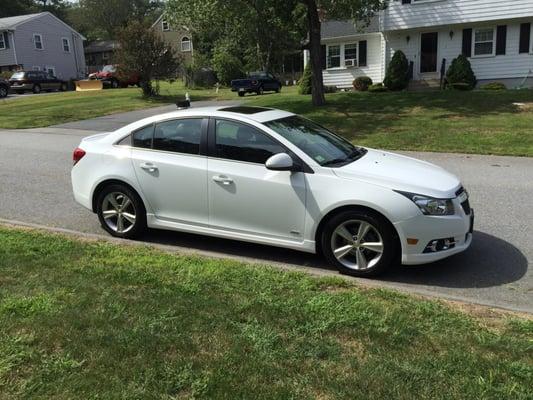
[11,72,24,79]
[264,116,367,167]
[102,65,116,73]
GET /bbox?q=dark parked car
[9,71,68,94]
[0,78,9,98]
[231,72,282,97]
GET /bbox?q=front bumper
[394,205,474,265]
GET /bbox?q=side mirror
[265,153,299,172]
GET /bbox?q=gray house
[0,12,86,80]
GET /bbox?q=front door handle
[140,162,158,172]
[212,175,234,185]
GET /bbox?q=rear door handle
[140,162,158,172]
[212,175,233,185]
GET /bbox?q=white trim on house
[472,26,496,58]
[61,37,71,53]
[0,33,5,50]
[162,20,170,31]
[45,65,56,76]
[33,33,43,50]
[181,36,192,52]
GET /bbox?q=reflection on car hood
[333,149,461,198]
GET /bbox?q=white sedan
[71,106,473,276]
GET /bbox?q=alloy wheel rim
[330,219,384,270]
[0,87,7,97]
[102,192,136,233]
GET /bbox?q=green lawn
[1,81,533,156]
[0,227,531,399]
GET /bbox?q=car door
[131,118,209,225]
[207,118,307,241]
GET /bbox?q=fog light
[423,238,456,253]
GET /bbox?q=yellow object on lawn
[75,80,103,91]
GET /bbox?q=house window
[327,45,341,68]
[32,66,41,71]
[181,36,191,52]
[162,20,170,31]
[473,28,495,56]
[0,33,5,50]
[62,38,70,52]
[45,66,56,77]
[344,43,358,67]
[33,34,43,50]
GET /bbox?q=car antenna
[176,92,191,109]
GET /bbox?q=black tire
[0,85,8,98]
[256,86,264,95]
[320,209,398,277]
[275,85,281,93]
[111,79,119,89]
[96,184,147,239]
[32,84,41,94]
[238,91,245,97]
[60,83,68,92]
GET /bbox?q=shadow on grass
[140,228,527,290]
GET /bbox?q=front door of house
[420,32,438,73]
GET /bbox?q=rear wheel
[238,91,245,97]
[321,210,397,277]
[275,85,281,93]
[111,79,119,89]
[60,82,68,92]
[32,84,41,94]
[96,184,147,239]
[256,86,264,95]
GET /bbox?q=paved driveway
[0,113,531,312]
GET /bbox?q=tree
[383,50,409,91]
[0,0,69,19]
[115,20,180,97]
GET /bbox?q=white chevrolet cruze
[71,106,473,276]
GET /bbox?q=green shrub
[298,63,313,95]
[353,76,373,91]
[481,82,506,90]
[384,50,409,91]
[446,55,477,90]
[368,83,388,93]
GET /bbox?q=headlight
[396,191,455,216]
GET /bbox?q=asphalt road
[0,109,531,312]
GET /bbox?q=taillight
[73,147,86,165]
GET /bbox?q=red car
[88,65,141,89]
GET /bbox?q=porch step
[408,79,442,91]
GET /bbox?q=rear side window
[215,119,285,164]
[153,118,202,155]
[132,124,154,149]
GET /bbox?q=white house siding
[323,33,385,88]
[384,0,533,31]
[0,32,17,68]
[385,21,533,86]
[13,13,85,79]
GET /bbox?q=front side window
[181,37,191,52]
[474,28,495,56]
[215,120,285,164]
[62,38,70,52]
[327,45,341,68]
[264,116,366,167]
[33,34,43,50]
[153,118,202,155]
[344,43,358,66]
[132,124,154,149]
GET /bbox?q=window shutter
[3,32,9,49]
[519,23,531,54]
[359,40,367,67]
[402,0,412,4]
[462,28,472,57]
[320,45,326,70]
[496,25,507,55]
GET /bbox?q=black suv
[9,71,68,94]
[0,78,9,98]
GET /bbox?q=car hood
[333,149,461,198]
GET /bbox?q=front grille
[461,199,471,215]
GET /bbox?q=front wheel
[0,85,8,98]
[321,210,398,277]
[96,184,147,239]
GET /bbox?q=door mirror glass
[265,153,296,171]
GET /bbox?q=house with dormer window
[304,0,533,89]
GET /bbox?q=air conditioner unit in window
[345,59,357,68]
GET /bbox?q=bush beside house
[298,63,313,95]
[353,77,373,91]
[446,55,477,90]
[383,50,409,91]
